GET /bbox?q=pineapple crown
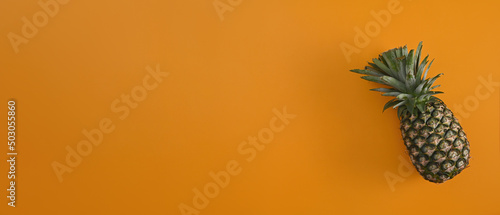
[350,41,443,118]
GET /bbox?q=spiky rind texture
[400,101,470,183]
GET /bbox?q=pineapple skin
[400,101,470,183]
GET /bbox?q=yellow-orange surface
[1,0,499,214]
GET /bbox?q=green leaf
[407,98,415,114]
[382,92,401,97]
[394,100,406,108]
[398,59,406,83]
[361,76,387,85]
[430,91,444,95]
[417,55,429,78]
[396,93,413,100]
[406,49,415,75]
[429,85,441,90]
[424,73,444,89]
[370,88,396,92]
[414,41,423,71]
[414,82,426,94]
[405,50,415,89]
[381,76,406,92]
[423,59,435,80]
[382,52,398,75]
[367,63,388,75]
[350,69,383,77]
[406,72,416,84]
[416,103,425,113]
[422,94,432,100]
[372,58,393,77]
[394,47,403,58]
[383,99,400,112]
[397,106,405,118]
[415,95,425,103]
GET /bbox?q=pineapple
[350,42,470,183]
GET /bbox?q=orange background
[1,0,500,214]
